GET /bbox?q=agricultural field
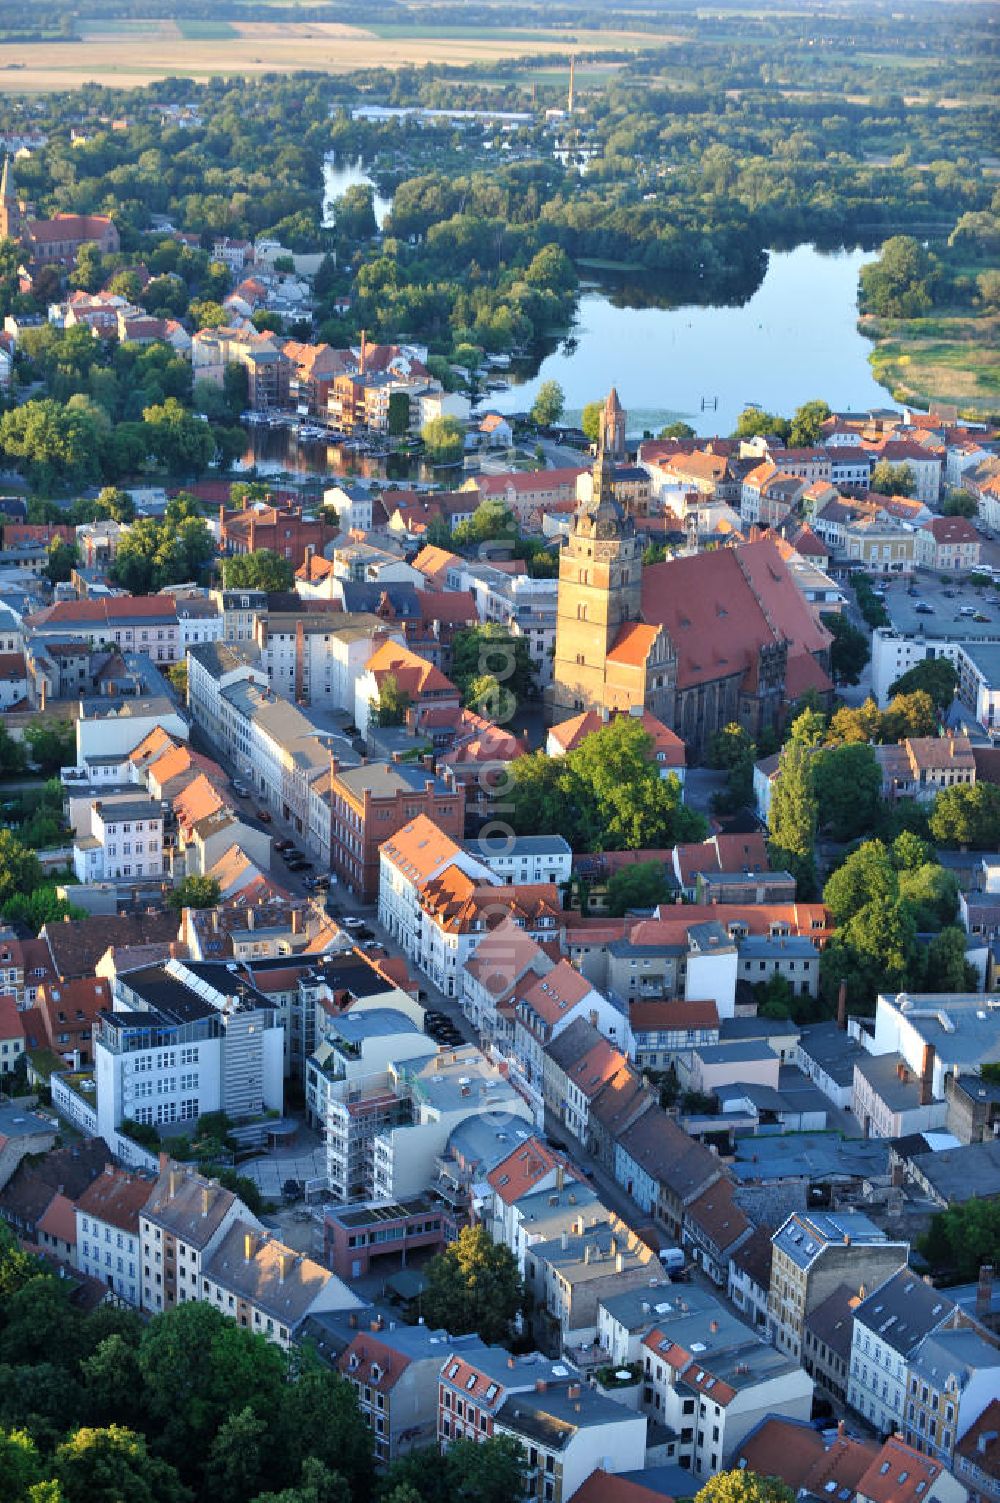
[0,19,675,92]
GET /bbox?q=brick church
[546,392,834,754]
[1,156,119,265]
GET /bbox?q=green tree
[921,925,977,990]
[0,1427,43,1503]
[940,490,977,518]
[93,487,135,523]
[919,1198,1000,1283]
[203,1406,269,1503]
[824,840,897,924]
[44,539,78,586]
[605,860,670,916]
[80,1334,145,1430]
[812,743,883,841]
[387,390,410,439]
[658,421,696,439]
[871,460,916,498]
[167,876,221,912]
[142,399,214,477]
[422,1226,523,1346]
[137,1303,286,1468]
[788,708,828,747]
[421,416,465,465]
[0,723,26,777]
[0,833,42,910]
[822,612,870,685]
[930,782,1000,848]
[277,1368,373,1503]
[451,625,535,706]
[888,657,958,708]
[530,380,565,428]
[733,407,790,442]
[223,550,295,593]
[581,401,603,444]
[694,1471,795,1503]
[860,235,936,318]
[373,673,410,728]
[767,742,818,895]
[897,862,958,928]
[788,399,832,448]
[52,1426,189,1503]
[332,184,377,242]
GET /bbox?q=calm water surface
[254,171,888,474]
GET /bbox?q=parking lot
[883,569,1000,640]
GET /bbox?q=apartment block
[769,1211,908,1362]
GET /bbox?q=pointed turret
[601,386,626,460]
[0,155,21,244]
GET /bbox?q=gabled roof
[517,960,594,1027]
[487,1137,568,1204]
[857,1435,950,1503]
[75,1164,152,1235]
[363,640,457,698]
[37,1191,77,1245]
[380,812,463,888]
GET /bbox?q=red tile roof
[36,1191,77,1246]
[629,999,719,1033]
[857,1436,950,1503]
[575,1471,674,1503]
[487,1137,567,1204]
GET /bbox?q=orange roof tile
[486,1137,568,1204]
[36,1191,77,1246]
[380,813,463,888]
[518,960,593,1026]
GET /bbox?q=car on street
[232,781,250,797]
[914,602,934,614]
[274,838,295,851]
[342,916,365,929]
[255,807,272,822]
[974,612,992,622]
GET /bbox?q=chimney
[837,1420,846,1439]
[244,1231,255,1261]
[837,979,848,1031]
[555,1163,564,1192]
[561,1229,568,1251]
[919,1042,935,1106]
[201,1185,210,1216]
[574,1215,585,1236]
[359,329,367,377]
[535,1378,547,1393]
[709,1319,719,1333]
[292,907,303,935]
[168,1168,178,1197]
[615,1252,624,1273]
[278,1250,294,1283]
[508,1355,516,1369]
[584,1243,592,1265]
[976,1263,994,1316]
[567,1383,581,1401]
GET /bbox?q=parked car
[914,602,934,614]
[342,916,365,929]
[255,807,272,822]
[232,781,250,797]
[274,838,295,852]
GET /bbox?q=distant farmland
[0,20,675,92]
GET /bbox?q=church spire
[0,155,21,244]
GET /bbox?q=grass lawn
[177,20,238,39]
[863,310,1000,416]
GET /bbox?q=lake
[247,173,891,477]
[322,155,392,231]
[485,244,891,436]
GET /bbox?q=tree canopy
[421,1227,523,1347]
[510,716,706,852]
[223,550,295,593]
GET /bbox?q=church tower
[0,157,22,245]
[546,399,644,723]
